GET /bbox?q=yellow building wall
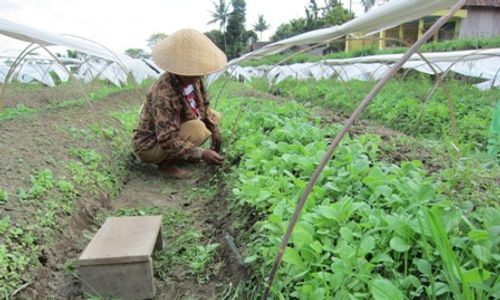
[345,34,378,52]
[345,10,466,52]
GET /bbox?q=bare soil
[1,86,242,299]
[2,81,111,109]
[317,107,448,173]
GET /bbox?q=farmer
[132,28,227,178]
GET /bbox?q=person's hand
[211,131,222,153]
[202,149,224,165]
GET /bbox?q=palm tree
[253,14,270,42]
[207,0,232,51]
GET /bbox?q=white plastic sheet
[219,48,500,90]
[0,18,159,86]
[15,62,55,86]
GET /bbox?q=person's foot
[158,165,190,179]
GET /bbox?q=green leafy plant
[256,77,499,149]
[215,95,499,299]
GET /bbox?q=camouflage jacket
[132,72,218,160]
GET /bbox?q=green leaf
[467,230,489,242]
[372,253,394,264]
[318,206,337,220]
[340,227,353,241]
[310,241,323,254]
[268,213,282,224]
[300,245,318,263]
[300,284,313,295]
[317,229,329,235]
[360,236,376,254]
[371,278,404,300]
[463,267,491,284]
[363,167,385,190]
[292,224,313,248]
[415,258,432,276]
[311,288,325,300]
[390,236,410,252]
[433,282,450,296]
[243,255,258,264]
[0,217,10,235]
[472,245,491,263]
[282,247,304,269]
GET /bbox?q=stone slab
[79,215,162,266]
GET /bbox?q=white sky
[0,0,365,55]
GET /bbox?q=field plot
[214,78,499,299]
[0,73,499,300]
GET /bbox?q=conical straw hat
[152,28,227,76]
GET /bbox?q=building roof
[467,0,500,7]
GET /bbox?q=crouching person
[132,28,227,178]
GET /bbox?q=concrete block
[80,258,155,300]
[78,216,162,299]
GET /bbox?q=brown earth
[319,110,449,173]
[1,86,243,299]
[3,81,107,109]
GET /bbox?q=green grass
[0,104,37,121]
[110,206,219,284]
[0,83,139,122]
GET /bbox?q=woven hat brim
[152,28,227,76]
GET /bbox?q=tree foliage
[225,0,255,58]
[147,33,168,49]
[205,29,225,52]
[66,50,79,59]
[124,48,147,59]
[271,0,353,42]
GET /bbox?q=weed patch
[112,207,220,284]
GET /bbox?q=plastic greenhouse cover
[0,65,9,82]
[50,63,70,82]
[16,63,55,86]
[0,18,158,84]
[218,47,500,90]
